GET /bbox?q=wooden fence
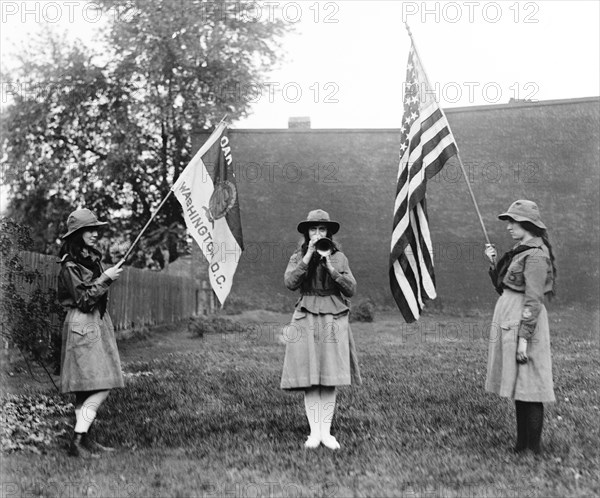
[17,252,213,333]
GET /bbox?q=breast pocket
[506,270,524,286]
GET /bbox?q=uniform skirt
[60,308,125,393]
[280,309,362,389]
[485,289,555,402]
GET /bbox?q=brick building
[193,97,600,313]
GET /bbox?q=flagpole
[404,23,494,251]
[216,114,229,127]
[116,114,230,267]
[116,191,174,267]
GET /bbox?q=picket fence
[18,251,213,333]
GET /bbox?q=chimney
[288,116,311,129]
[508,98,536,105]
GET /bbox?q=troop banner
[172,122,244,305]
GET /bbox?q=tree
[1,0,288,266]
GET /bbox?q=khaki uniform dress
[280,250,361,389]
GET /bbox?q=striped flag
[172,122,244,305]
[390,42,458,322]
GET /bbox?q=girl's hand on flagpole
[484,244,497,265]
[103,265,123,281]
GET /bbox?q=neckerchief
[75,249,108,318]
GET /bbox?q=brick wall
[193,97,600,312]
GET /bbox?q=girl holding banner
[57,209,125,458]
[280,209,361,450]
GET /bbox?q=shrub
[188,315,240,337]
[350,299,376,322]
[0,218,64,386]
[221,296,252,315]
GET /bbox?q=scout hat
[297,209,340,235]
[61,208,108,239]
[498,200,546,229]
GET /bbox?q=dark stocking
[527,402,544,454]
[74,392,87,408]
[514,401,529,453]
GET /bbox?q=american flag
[390,43,458,322]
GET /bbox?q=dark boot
[527,402,544,455]
[81,425,115,453]
[68,432,99,458]
[513,401,529,453]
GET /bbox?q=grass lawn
[1,306,598,498]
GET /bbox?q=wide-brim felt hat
[498,199,546,229]
[297,209,340,234]
[61,208,108,239]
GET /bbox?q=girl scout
[484,200,557,455]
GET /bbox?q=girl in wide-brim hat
[280,209,361,450]
[57,208,124,458]
[484,200,557,455]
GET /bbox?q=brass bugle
[315,237,334,256]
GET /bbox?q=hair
[59,228,103,276]
[518,220,557,296]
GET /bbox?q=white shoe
[304,436,321,449]
[321,434,340,450]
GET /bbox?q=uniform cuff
[330,269,342,280]
[296,260,309,272]
[518,322,535,339]
[99,273,114,286]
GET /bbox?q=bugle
[314,237,334,257]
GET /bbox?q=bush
[0,218,64,385]
[221,296,252,315]
[188,315,240,337]
[350,299,376,322]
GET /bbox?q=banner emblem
[205,180,237,223]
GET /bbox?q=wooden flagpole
[117,191,173,266]
[116,114,229,267]
[404,24,494,252]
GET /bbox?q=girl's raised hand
[484,244,497,264]
[306,236,319,255]
[104,266,123,281]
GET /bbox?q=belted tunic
[285,251,355,314]
[485,237,555,402]
[488,237,554,339]
[58,254,124,393]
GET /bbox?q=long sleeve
[518,249,548,339]
[284,252,309,290]
[329,253,356,297]
[59,263,113,313]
